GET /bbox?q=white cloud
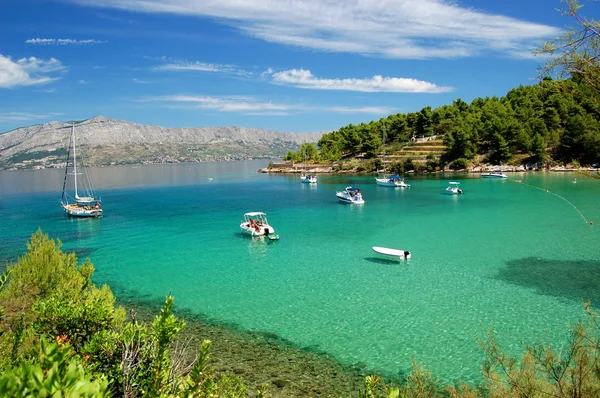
[26,38,107,45]
[132,78,151,83]
[143,94,392,115]
[270,69,452,93]
[65,0,561,59]
[153,61,249,75]
[0,112,62,123]
[0,54,65,88]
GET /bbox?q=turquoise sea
[1,160,600,384]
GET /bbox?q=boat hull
[481,174,507,178]
[444,188,462,195]
[372,246,411,260]
[375,178,410,187]
[240,223,275,236]
[336,192,365,204]
[62,204,103,218]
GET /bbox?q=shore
[259,162,600,175]
[116,295,395,398]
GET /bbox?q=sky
[0,0,580,133]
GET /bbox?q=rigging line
[512,179,589,224]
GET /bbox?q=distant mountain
[0,116,325,170]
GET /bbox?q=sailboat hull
[62,203,103,217]
[375,178,410,187]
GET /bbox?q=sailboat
[375,124,410,188]
[60,123,103,218]
[300,143,317,184]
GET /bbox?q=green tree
[531,133,548,164]
[537,0,600,92]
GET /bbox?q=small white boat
[481,171,508,178]
[445,181,463,195]
[372,246,411,260]
[375,174,410,188]
[336,186,365,204]
[301,174,317,184]
[240,212,276,237]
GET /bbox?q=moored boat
[375,175,410,188]
[301,174,317,184]
[60,124,103,218]
[372,246,411,260]
[336,187,365,204]
[240,212,276,237]
[481,171,508,178]
[445,181,463,195]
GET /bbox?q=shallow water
[1,161,599,384]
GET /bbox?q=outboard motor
[404,251,411,259]
[264,228,270,236]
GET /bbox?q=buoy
[591,222,594,225]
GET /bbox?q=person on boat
[93,201,101,209]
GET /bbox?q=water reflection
[0,160,271,196]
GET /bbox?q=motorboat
[336,186,365,204]
[481,171,508,178]
[375,174,410,188]
[301,174,317,184]
[60,124,103,218]
[445,181,463,195]
[372,246,411,260]
[240,212,276,237]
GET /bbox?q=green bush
[448,158,469,170]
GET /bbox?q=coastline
[116,295,396,398]
[258,162,600,175]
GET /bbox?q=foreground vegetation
[1,230,600,397]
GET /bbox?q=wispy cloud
[65,0,561,59]
[153,60,249,75]
[269,69,452,93]
[132,78,151,84]
[0,112,62,123]
[0,54,66,88]
[143,94,393,115]
[94,11,140,25]
[26,38,107,45]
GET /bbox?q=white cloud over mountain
[0,55,65,88]
[144,94,393,115]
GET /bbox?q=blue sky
[0,0,576,133]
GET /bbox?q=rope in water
[513,179,590,224]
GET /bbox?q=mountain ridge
[0,116,325,170]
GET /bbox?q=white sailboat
[60,123,103,217]
[375,124,409,188]
[300,143,317,184]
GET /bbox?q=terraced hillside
[384,139,446,165]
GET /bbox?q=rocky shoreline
[259,163,598,175]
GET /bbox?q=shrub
[449,158,469,170]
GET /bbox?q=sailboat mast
[71,124,79,199]
[381,123,386,173]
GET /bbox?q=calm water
[1,160,600,384]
